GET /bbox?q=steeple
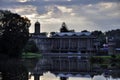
[34,21,40,34]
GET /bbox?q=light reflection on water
[29,72,120,80]
[29,76,91,80]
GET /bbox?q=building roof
[35,21,40,25]
[52,32,91,37]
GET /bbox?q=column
[59,38,61,53]
[68,38,71,52]
[77,38,80,51]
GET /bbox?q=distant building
[31,21,97,73]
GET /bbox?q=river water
[29,72,120,80]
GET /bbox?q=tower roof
[35,21,40,25]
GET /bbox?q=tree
[91,30,106,47]
[60,22,69,32]
[110,55,117,68]
[105,29,120,48]
[0,10,31,80]
[24,40,39,53]
[81,30,89,32]
[0,10,31,58]
[91,31,103,38]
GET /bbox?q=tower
[35,21,40,34]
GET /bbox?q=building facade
[31,21,97,73]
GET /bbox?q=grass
[22,52,41,59]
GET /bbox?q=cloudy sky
[0,0,120,33]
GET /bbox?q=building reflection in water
[28,71,120,80]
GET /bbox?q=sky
[0,0,120,33]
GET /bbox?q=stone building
[31,21,97,73]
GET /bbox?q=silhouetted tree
[60,22,69,32]
[105,29,120,39]
[60,22,75,32]
[24,40,39,53]
[91,31,103,38]
[0,10,31,58]
[0,10,31,80]
[91,30,106,47]
[105,29,120,48]
[110,55,117,68]
[81,30,89,32]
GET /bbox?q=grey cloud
[0,0,120,32]
[1,0,119,7]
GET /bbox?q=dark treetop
[0,10,31,58]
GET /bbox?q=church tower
[34,21,40,34]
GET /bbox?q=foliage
[105,29,120,39]
[60,22,69,32]
[110,54,120,68]
[91,29,120,48]
[23,40,39,53]
[81,30,89,32]
[91,31,103,38]
[91,30,106,47]
[0,10,31,58]
[105,29,120,48]
[90,55,120,69]
[60,22,74,32]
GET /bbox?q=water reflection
[93,75,106,80]
[41,72,59,80]
[29,72,120,80]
